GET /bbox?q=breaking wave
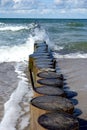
[54,52,87,59]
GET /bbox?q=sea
[0,18,87,130]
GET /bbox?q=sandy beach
[56,58,87,129]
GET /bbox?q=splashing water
[0,22,50,130]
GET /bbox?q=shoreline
[0,61,33,130]
[0,62,18,121]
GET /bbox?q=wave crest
[67,22,84,27]
[0,36,34,62]
[54,52,87,59]
[0,22,39,31]
[0,26,29,31]
[0,25,49,62]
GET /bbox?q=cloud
[13,0,38,9]
[54,0,87,9]
[0,0,14,8]
[0,0,87,18]
[0,0,40,9]
[1,0,87,10]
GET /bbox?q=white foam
[0,27,49,63]
[32,27,50,43]
[0,35,34,62]
[0,22,4,25]
[0,26,29,31]
[0,81,28,130]
[54,52,87,59]
[19,114,29,130]
[0,26,48,129]
[0,62,33,130]
[0,23,41,32]
[52,45,64,51]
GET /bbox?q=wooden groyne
[29,40,79,130]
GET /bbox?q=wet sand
[0,62,18,121]
[0,62,33,130]
[56,58,87,129]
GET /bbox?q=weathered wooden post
[29,40,79,130]
[38,112,79,130]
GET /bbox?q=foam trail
[53,45,64,51]
[0,62,33,130]
[0,81,27,130]
[0,26,29,31]
[0,25,48,130]
[0,23,37,31]
[54,52,87,59]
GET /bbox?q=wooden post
[29,41,79,130]
[30,104,46,130]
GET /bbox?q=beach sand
[56,58,87,129]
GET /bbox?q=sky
[0,0,87,18]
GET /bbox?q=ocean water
[0,18,87,130]
[0,18,87,60]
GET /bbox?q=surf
[0,23,50,130]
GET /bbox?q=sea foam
[0,23,37,31]
[0,62,33,130]
[0,26,48,130]
[0,35,34,63]
[54,52,87,59]
[0,26,29,31]
[0,26,49,63]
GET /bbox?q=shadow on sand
[56,65,87,130]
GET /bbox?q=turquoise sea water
[0,18,87,60]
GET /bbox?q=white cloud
[0,0,40,9]
[1,0,87,10]
[13,0,39,9]
[13,0,36,5]
[0,0,14,7]
[54,0,87,9]
[40,9,53,15]
[13,0,22,3]
[54,0,64,5]
[0,0,87,18]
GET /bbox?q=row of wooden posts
[29,40,79,130]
